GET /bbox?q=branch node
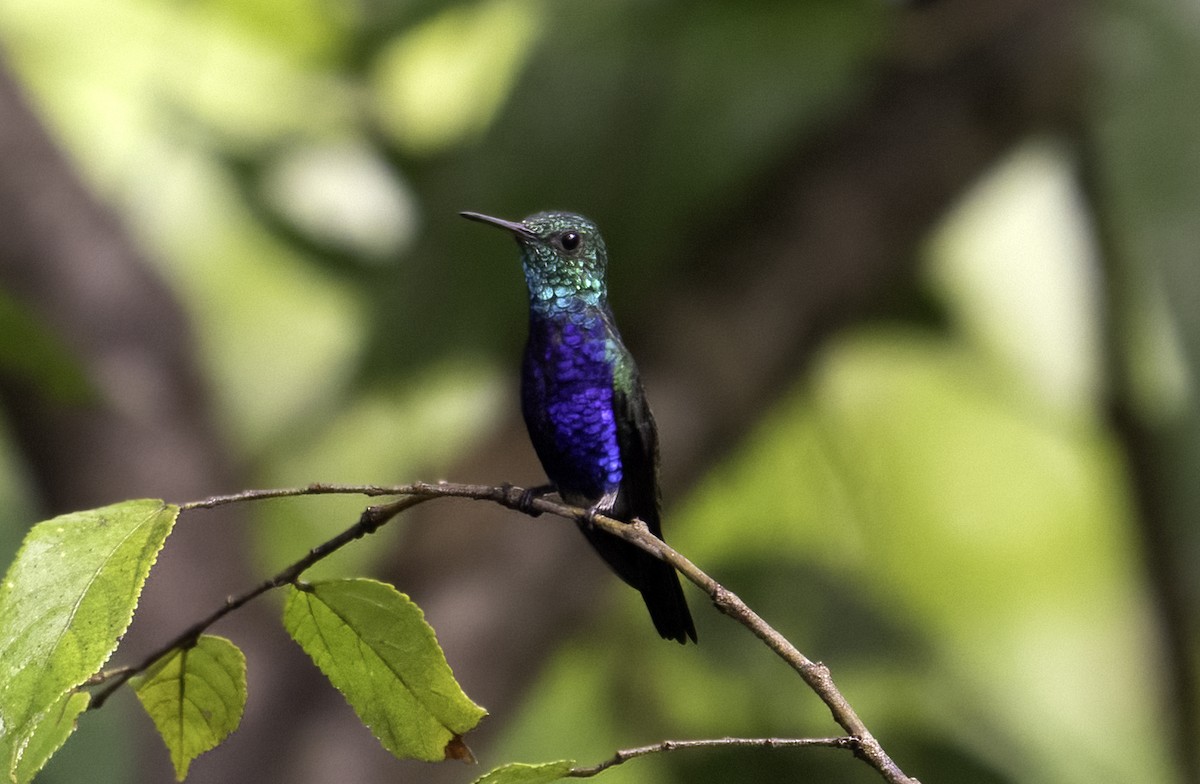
[627,517,651,536]
[359,506,386,535]
[711,584,738,611]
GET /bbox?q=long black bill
[460,211,536,239]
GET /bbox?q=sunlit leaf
[12,691,90,784]
[472,760,574,784]
[283,578,486,762]
[0,500,178,781]
[131,635,247,780]
[372,0,542,154]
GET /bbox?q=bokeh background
[1,0,1197,782]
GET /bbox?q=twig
[87,492,433,707]
[568,736,856,777]
[484,485,918,784]
[178,482,411,510]
[85,481,917,783]
[627,535,913,781]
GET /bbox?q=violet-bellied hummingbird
[462,210,696,644]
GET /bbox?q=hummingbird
[461,210,696,644]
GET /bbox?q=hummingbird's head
[462,210,609,312]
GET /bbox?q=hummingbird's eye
[558,231,582,252]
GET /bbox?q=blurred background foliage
[0,0,1197,783]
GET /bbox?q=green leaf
[282,578,486,762]
[0,499,178,781]
[130,635,247,780]
[472,761,575,784]
[373,0,543,155]
[12,692,90,784]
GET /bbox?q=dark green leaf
[0,290,93,403]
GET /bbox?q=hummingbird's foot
[509,483,554,517]
[582,490,620,530]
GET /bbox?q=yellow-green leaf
[13,691,90,784]
[283,578,486,762]
[0,500,178,781]
[130,635,247,780]
[472,761,575,784]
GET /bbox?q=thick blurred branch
[1080,132,1200,783]
[0,58,319,783]
[0,64,220,510]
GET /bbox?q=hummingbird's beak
[460,211,536,240]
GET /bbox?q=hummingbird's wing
[592,313,696,643]
[594,307,661,528]
[610,370,662,533]
[608,374,696,643]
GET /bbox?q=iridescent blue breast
[521,312,623,503]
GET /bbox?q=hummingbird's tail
[639,552,697,644]
[579,524,697,644]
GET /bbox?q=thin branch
[87,481,917,783]
[382,482,917,782]
[87,492,433,707]
[178,482,410,510]
[513,493,916,784]
[568,735,857,777]
[595,527,896,774]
